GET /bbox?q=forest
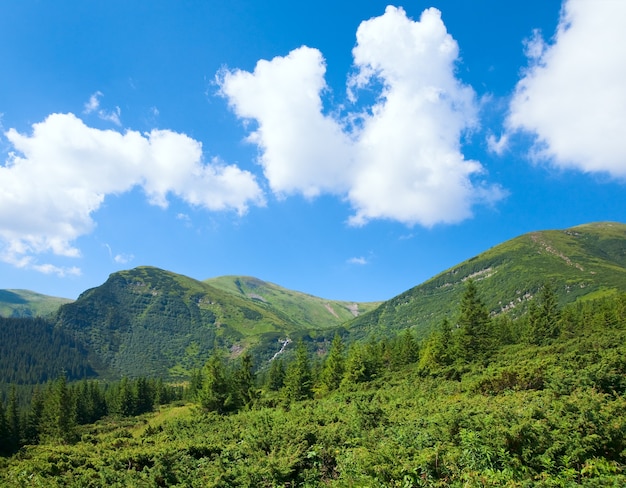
[2,281,626,486]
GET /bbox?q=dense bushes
[2,287,626,486]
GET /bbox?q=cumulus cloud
[506,0,626,178]
[0,113,264,271]
[219,6,503,227]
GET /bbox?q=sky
[1,0,625,302]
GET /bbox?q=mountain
[4,221,625,384]
[350,221,626,338]
[0,289,72,318]
[53,266,376,380]
[205,275,380,328]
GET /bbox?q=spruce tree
[456,280,492,362]
[0,399,8,455]
[320,333,345,393]
[7,385,21,451]
[529,282,561,345]
[266,358,286,391]
[283,340,313,402]
[233,352,257,409]
[199,353,230,413]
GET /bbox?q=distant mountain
[0,289,72,318]
[205,275,380,329]
[3,221,625,384]
[53,267,375,380]
[350,222,626,338]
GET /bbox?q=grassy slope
[0,289,72,318]
[205,275,381,330]
[350,221,626,339]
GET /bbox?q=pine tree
[418,317,453,374]
[116,377,137,417]
[199,353,230,413]
[456,280,492,362]
[529,282,561,345]
[42,373,76,443]
[0,399,8,455]
[7,385,21,451]
[135,377,154,415]
[23,387,45,445]
[320,333,345,393]
[342,343,370,386]
[283,340,313,402]
[266,358,286,391]
[233,352,257,409]
[394,329,419,367]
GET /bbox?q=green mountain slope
[205,275,381,329]
[0,289,72,318]
[351,221,626,338]
[53,267,336,379]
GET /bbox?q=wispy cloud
[83,91,122,126]
[347,256,368,265]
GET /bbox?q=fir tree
[529,282,561,345]
[456,280,492,362]
[6,385,21,451]
[320,333,345,393]
[0,399,8,456]
[199,353,230,413]
[283,340,313,402]
[266,358,286,391]
[233,352,257,409]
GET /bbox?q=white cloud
[83,91,122,126]
[219,6,503,226]
[0,113,264,271]
[506,0,626,178]
[347,256,368,265]
[218,46,354,198]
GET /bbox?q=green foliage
[283,340,313,402]
[351,222,626,339]
[1,292,626,486]
[319,333,345,393]
[0,316,97,384]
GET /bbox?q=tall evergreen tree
[233,352,257,409]
[266,358,286,391]
[456,280,492,362]
[529,282,561,345]
[42,373,76,443]
[0,399,8,456]
[320,333,345,393]
[283,340,313,402]
[199,353,230,413]
[418,317,453,374]
[6,385,21,451]
[23,387,45,445]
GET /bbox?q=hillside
[0,289,72,318]
[205,275,380,329]
[54,266,303,379]
[351,221,626,338]
[2,290,626,486]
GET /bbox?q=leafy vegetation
[2,282,626,486]
[350,221,626,339]
[2,222,626,485]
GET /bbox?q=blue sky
[1,0,625,302]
